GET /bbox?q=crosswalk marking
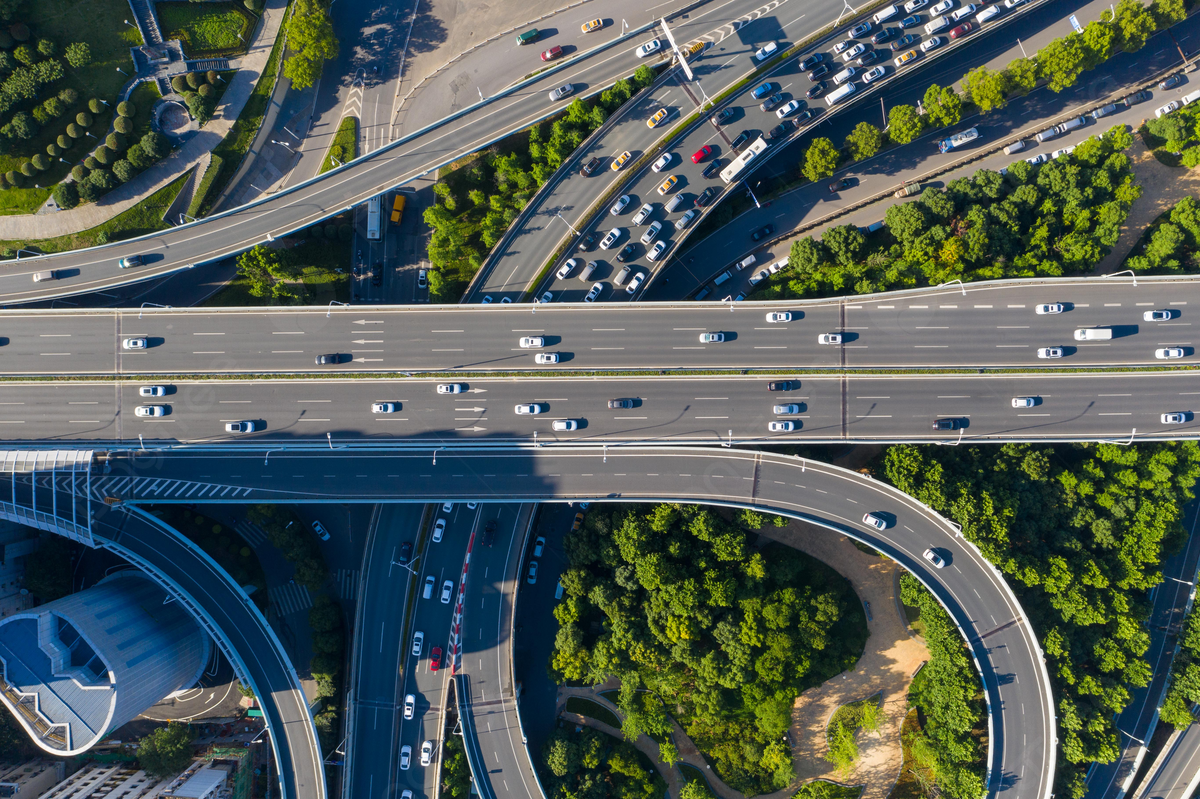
[235,520,267,547]
[269,582,313,617]
[336,568,359,602]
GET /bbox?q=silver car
[519,336,545,348]
[699,332,724,343]
[438,384,464,394]
[818,333,843,344]
[584,282,604,302]
[515,404,543,415]
[773,404,800,415]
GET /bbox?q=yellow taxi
[581,18,603,33]
[657,175,678,195]
[893,49,918,68]
[611,150,631,171]
[647,109,669,128]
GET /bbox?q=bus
[390,194,406,225]
[719,137,768,183]
[938,126,979,153]
[366,195,381,241]
[825,82,857,107]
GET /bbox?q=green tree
[802,137,839,182]
[1080,20,1116,68]
[1151,0,1185,29]
[1114,0,1156,52]
[441,736,472,798]
[1037,34,1088,91]
[284,8,339,90]
[137,723,194,778]
[633,64,655,89]
[36,38,54,58]
[887,104,924,144]
[64,42,90,68]
[1005,57,1039,95]
[845,121,883,160]
[962,66,1008,113]
[923,84,962,127]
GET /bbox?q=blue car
[752,82,774,99]
[900,14,920,27]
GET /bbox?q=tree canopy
[137,723,194,778]
[540,727,665,799]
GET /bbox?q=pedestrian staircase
[155,76,172,96]
[126,0,163,46]
[186,58,232,73]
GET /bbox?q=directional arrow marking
[352,320,384,325]
[352,339,383,344]
[454,407,486,413]
[467,388,487,393]
[455,426,486,431]
[353,358,383,362]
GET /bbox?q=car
[581,157,603,177]
[796,108,816,122]
[774,404,800,414]
[1157,347,1186,359]
[776,100,801,118]
[640,221,662,244]
[1125,90,1152,106]
[920,35,944,51]
[905,0,928,10]
[755,41,779,60]
[538,291,553,304]
[1163,412,1190,424]
[863,513,888,530]
[768,421,795,432]
[609,399,634,409]
[483,520,497,546]
[541,45,563,61]
[135,405,165,417]
[582,18,603,33]
[675,209,697,230]
[809,63,831,81]
[584,282,603,302]
[610,195,631,216]
[1037,347,1064,358]
[404,694,415,719]
[1035,303,1064,315]
[535,352,560,364]
[932,418,961,430]
[117,255,145,269]
[481,295,493,304]
[766,311,792,323]
[1012,397,1036,408]
[1026,153,1048,166]
[952,3,977,20]
[648,108,669,128]
[850,20,872,37]
[527,561,539,584]
[626,272,647,293]
[139,385,166,397]
[863,65,886,83]
[400,746,412,770]
[557,259,577,280]
[1003,0,1025,6]
[1145,309,1173,321]
[657,176,678,195]
[699,332,724,343]
[467,502,477,509]
[440,580,454,603]
[807,81,827,99]
[686,145,713,165]
[818,333,843,344]
[515,404,543,414]
[633,204,654,226]
[549,83,574,101]
[372,402,397,413]
[767,381,795,391]
[873,26,899,44]
[442,501,453,513]
[421,740,434,766]
[829,178,850,193]
[646,242,668,262]
[1161,74,1184,90]
[578,233,596,251]
[417,269,428,289]
[731,130,753,151]
[1157,101,1181,118]
[711,107,736,125]
[651,154,672,173]
[432,518,446,542]
[438,383,464,394]
[752,82,775,100]
[751,224,774,241]
[696,187,719,207]
[411,631,424,656]
[760,92,784,112]
[519,336,544,348]
[900,14,920,27]
[799,53,824,71]
[122,338,147,350]
[1051,147,1075,159]
[833,39,853,54]
[430,646,442,671]
[932,0,953,13]
[923,548,945,568]
[1091,103,1118,120]
[553,419,578,431]
[769,120,797,140]
[636,39,662,57]
[225,421,255,433]
[572,512,585,531]
[600,229,621,249]
[617,243,637,262]
[397,542,413,566]
[857,49,883,66]
[315,353,343,365]
[611,151,632,171]
[948,22,972,37]
[888,32,919,51]
[894,49,917,67]
[843,43,867,61]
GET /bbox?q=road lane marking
[272,350,304,353]
[431,329,464,333]
[39,334,70,337]
[193,351,225,354]
[272,331,305,335]
[754,346,787,349]
[696,416,728,419]
[432,348,464,351]
[193,332,224,336]
[1099,412,1132,416]
[909,305,928,308]
[974,304,992,308]
[915,326,949,329]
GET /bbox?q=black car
[730,130,753,151]
[760,93,784,112]
[1161,74,1184,90]
[932,418,962,431]
[1125,90,1151,106]
[751,224,774,242]
[483,519,497,546]
[891,33,919,51]
[608,398,634,409]
[857,49,882,67]
[315,353,346,365]
[616,243,637,263]
[809,63,830,81]
[767,381,795,391]
[796,108,817,122]
[578,232,596,251]
[399,542,412,565]
[807,81,827,99]
[581,157,603,176]
[702,159,723,179]
[900,14,920,27]
[829,178,850,193]
[872,27,899,44]
[769,120,797,140]
[710,107,736,125]
[696,186,719,207]
[799,52,824,71]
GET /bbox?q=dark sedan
[710,107,736,125]
[809,63,830,81]
[696,186,719,207]
[577,233,596,251]
[702,159,724,179]
[769,120,796,140]
[799,52,824,71]
[890,33,919,51]
[616,243,637,263]
[932,418,963,430]
[767,381,796,391]
[900,14,920,27]
[857,49,882,66]
[872,27,899,44]
[760,93,784,112]
[829,178,850,193]
[581,157,603,176]
[807,81,827,99]
[730,130,753,151]
[751,224,774,242]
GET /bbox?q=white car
[412,631,424,656]
[421,740,434,767]
[372,402,397,413]
[640,221,662,244]
[1035,303,1064,315]
[636,39,662,57]
[556,259,577,280]
[766,311,792,323]
[400,746,412,770]
[535,352,560,364]
[584,282,603,302]
[1004,0,1025,6]
[443,501,453,512]
[1145,309,1172,321]
[699,332,724,343]
[135,405,165,417]
[931,0,953,13]
[1156,347,1185,359]
[1026,153,1047,166]
[920,36,944,51]
[1011,397,1036,408]
[1037,347,1064,359]
[433,518,446,542]
[651,154,672,173]
[1157,101,1181,118]
[633,203,654,225]
[833,39,853,54]
[818,333,843,344]
[1163,412,1190,424]
[122,338,147,350]
[1051,146,1075,159]
[773,404,800,415]
[626,272,646,294]
[515,404,543,415]
[843,43,867,62]
[862,513,887,530]
[646,241,668,262]
[863,66,886,83]
[905,0,928,9]
[755,41,779,60]
[139,385,166,397]
[467,501,477,509]
[438,384,464,394]
[610,195,631,215]
[225,421,255,433]
[519,336,545,348]
[599,228,622,249]
[923,548,945,568]
[404,694,415,719]
[951,3,976,19]
[440,580,454,603]
[776,100,801,118]
[538,291,553,303]
[552,419,578,431]
[768,421,795,432]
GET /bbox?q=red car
[949,22,972,38]
[430,646,443,672]
[540,45,563,61]
[691,145,712,164]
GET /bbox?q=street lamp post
[554,212,580,236]
[116,67,127,76]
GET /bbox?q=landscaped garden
[157,2,255,58]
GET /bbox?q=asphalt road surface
[1134,721,1200,799]
[96,445,1055,799]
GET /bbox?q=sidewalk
[0,0,289,242]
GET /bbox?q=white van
[976,5,1000,22]
[951,4,976,20]
[1035,127,1060,143]
[736,254,756,271]
[31,270,56,282]
[833,66,857,85]
[1056,116,1086,134]
[1003,140,1026,154]
[714,270,733,286]
[1183,89,1200,106]
[826,82,857,106]
[1073,328,1113,341]
[873,4,900,23]
[925,15,950,34]
[422,576,435,599]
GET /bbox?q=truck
[894,182,921,198]
[390,194,405,225]
[937,126,980,153]
[366,195,381,241]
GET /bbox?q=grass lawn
[564,697,621,729]
[886,709,929,799]
[320,116,357,174]
[128,81,162,143]
[0,172,189,254]
[157,2,256,58]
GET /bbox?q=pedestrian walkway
[335,568,359,601]
[87,474,254,501]
[235,519,268,547]
[0,0,289,241]
[269,581,313,616]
